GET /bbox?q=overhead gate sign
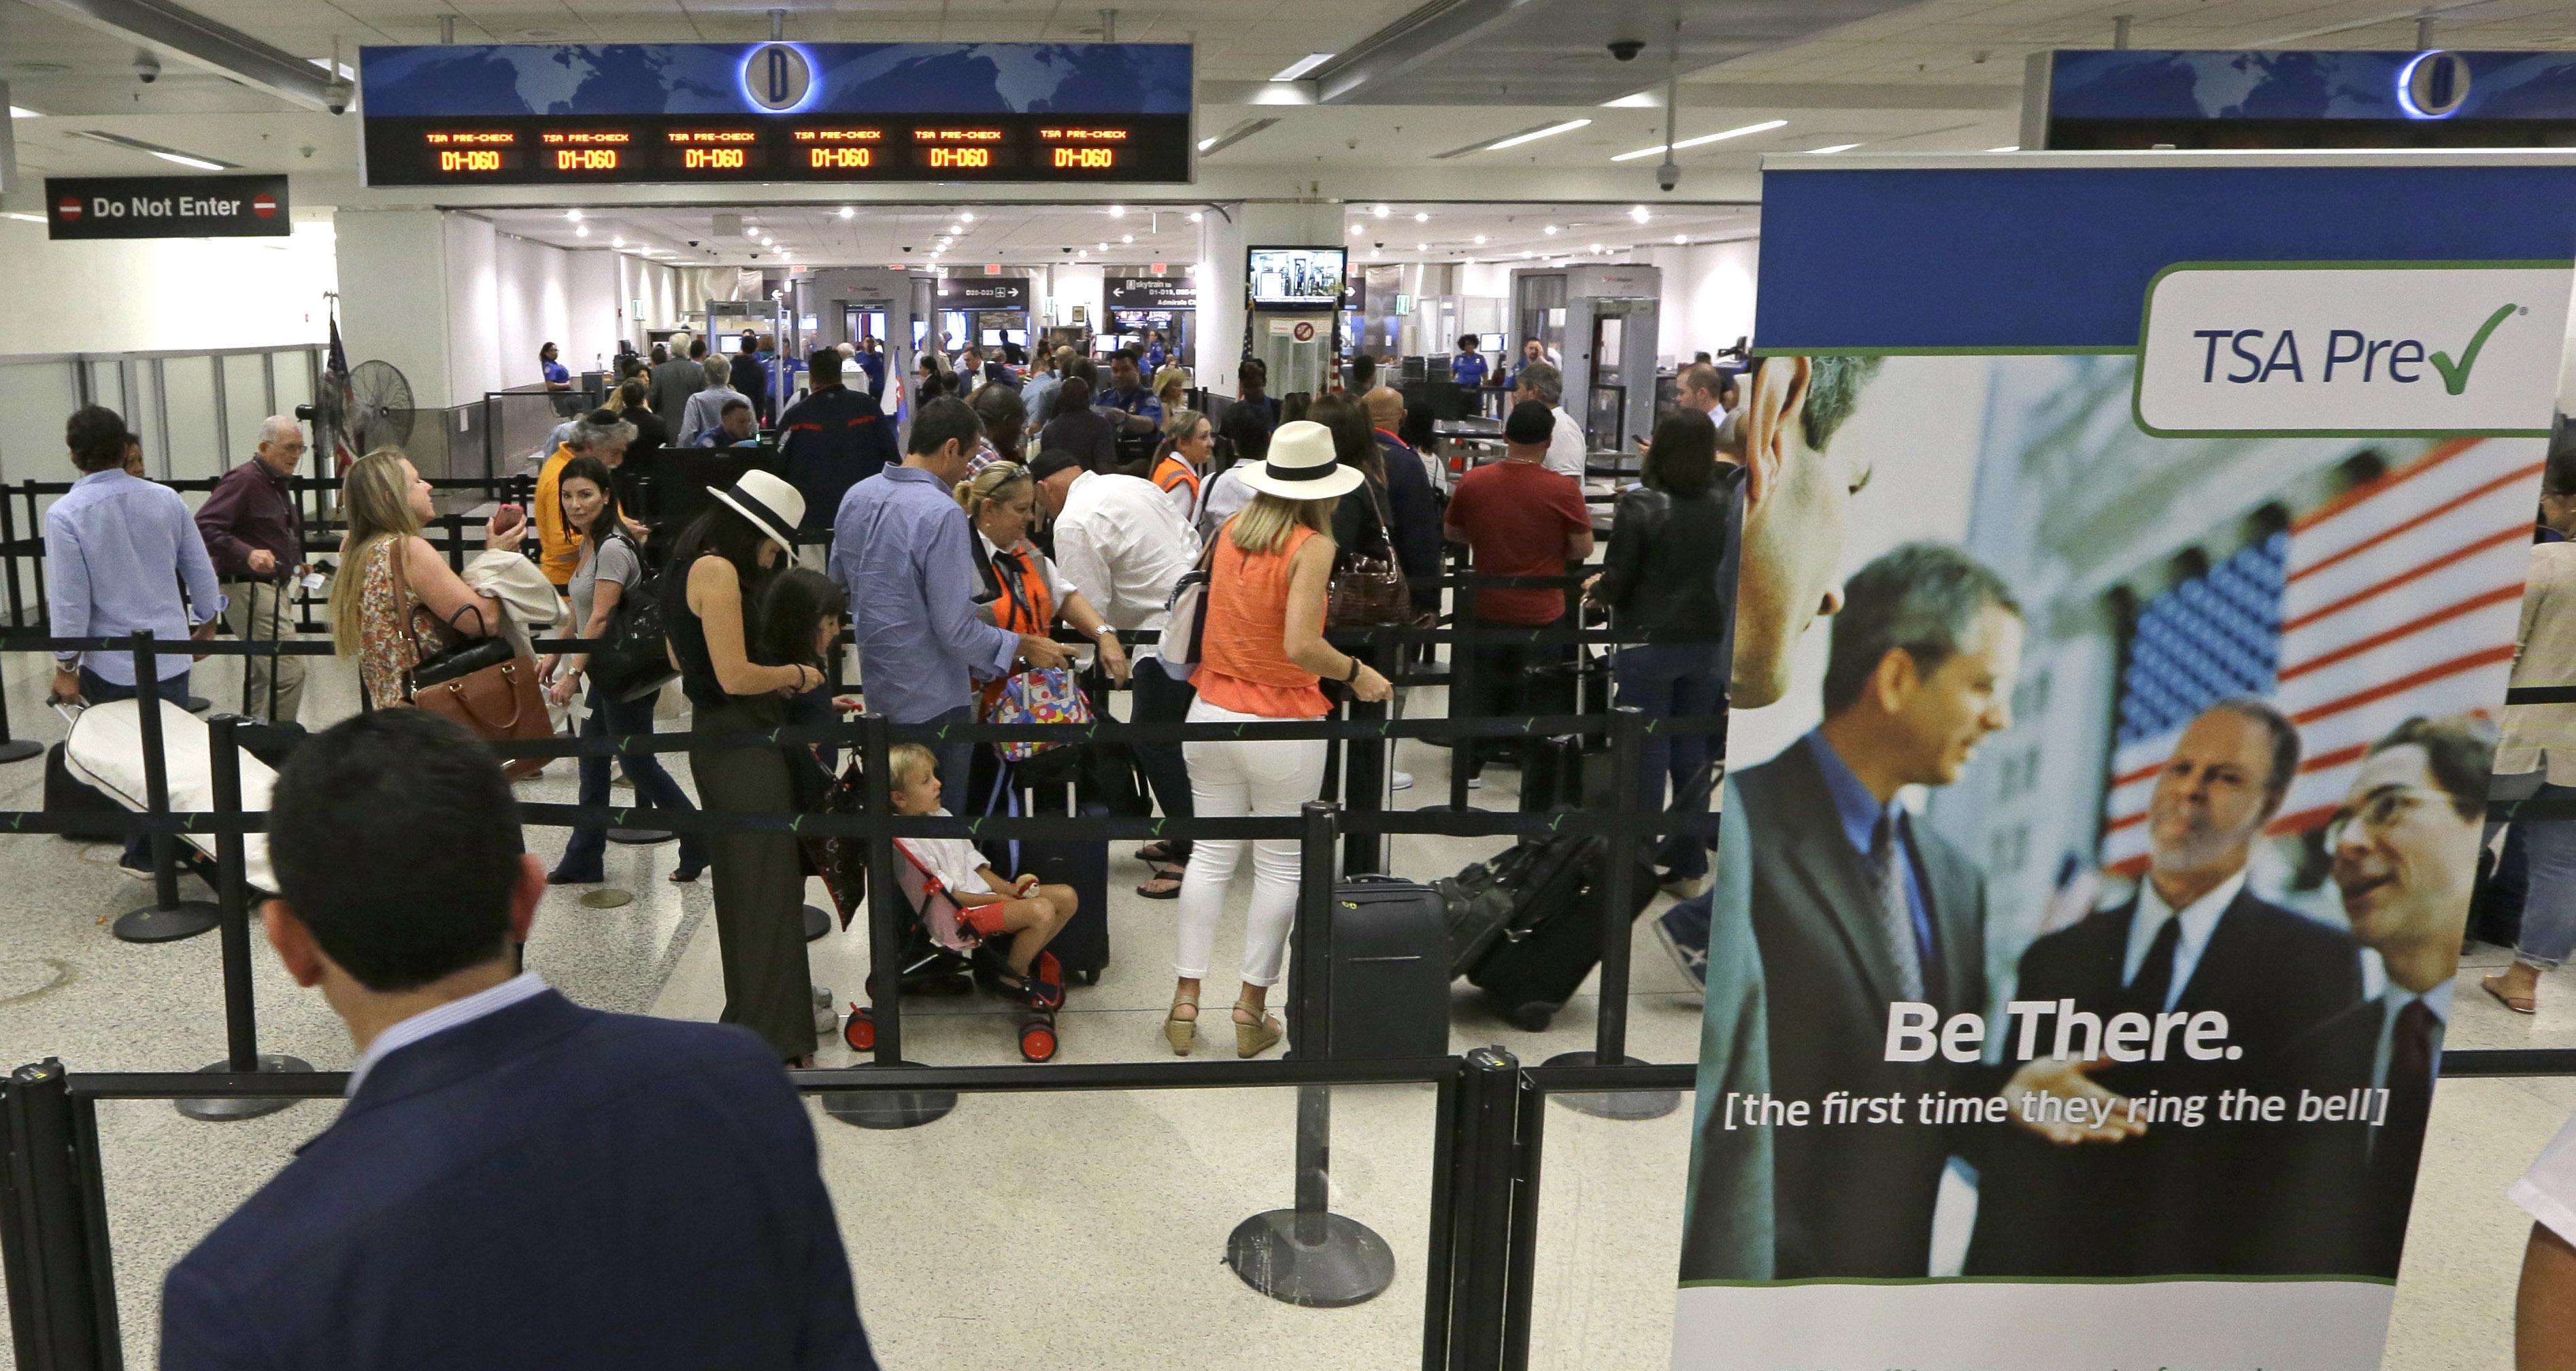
[45,175,292,240]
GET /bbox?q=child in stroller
[886,743,1079,1008]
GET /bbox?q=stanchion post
[1499,1072,1548,1371]
[823,712,956,1130]
[114,632,219,944]
[174,717,313,1121]
[1431,574,1485,815]
[1442,1045,1521,1370]
[1343,638,1389,877]
[1228,801,1394,1307]
[1542,705,1678,1120]
[1,1060,119,1371]
[1419,1066,1464,1371]
[0,619,39,761]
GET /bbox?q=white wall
[442,213,501,403]
[1048,262,1105,331]
[0,215,338,356]
[1645,237,1760,365]
[340,208,456,409]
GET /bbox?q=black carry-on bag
[984,790,1112,985]
[1465,834,1660,1032]
[1291,875,1452,1060]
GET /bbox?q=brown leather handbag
[1327,481,1415,628]
[393,549,554,780]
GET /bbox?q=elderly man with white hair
[195,414,310,722]
[675,354,748,448]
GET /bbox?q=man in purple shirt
[47,405,222,873]
[195,415,310,722]
[830,397,1067,790]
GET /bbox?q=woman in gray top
[540,454,709,884]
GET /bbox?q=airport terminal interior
[6,1,2576,1368]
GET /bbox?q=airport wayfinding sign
[2135,261,2571,437]
[45,175,290,240]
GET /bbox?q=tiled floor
[1,643,2570,1369]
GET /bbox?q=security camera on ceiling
[1607,39,1645,62]
[133,49,161,83]
[1658,158,1680,192]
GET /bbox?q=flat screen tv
[1249,246,1345,309]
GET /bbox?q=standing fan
[346,360,415,452]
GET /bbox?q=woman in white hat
[664,470,829,1065]
[1165,420,1393,1058]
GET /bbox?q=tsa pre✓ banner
[1671,154,2576,1370]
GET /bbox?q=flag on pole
[325,311,358,473]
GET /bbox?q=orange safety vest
[979,541,1057,713]
[1153,452,1203,513]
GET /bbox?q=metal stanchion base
[1414,802,1495,815]
[1226,1208,1396,1307]
[112,899,222,944]
[0,739,39,764]
[174,1055,316,1121]
[821,1062,958,1130]
[578,888,634,909]
[607,828,673,845]
[182,694,212,714]
[1540,1050,1682,1121]
[805,904,831,941]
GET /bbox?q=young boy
[886,743,1077,1005]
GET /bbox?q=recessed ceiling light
[1629,205,1651,224]
[1077,248,1088,256]
[1413,211,1428,222]
[575,224,590,238]
[1672,233,1686,244]
[960,211,974,222]
[839,205,855,219]
[1372,203,1389,218]
[1097,241,1107,250]
[1108,205,1126,218]
[1473,234,1486,245]
[1809,143,1862,154]
[1589,243,1602,253]
[1121,233,1133,243]
[1612,118,1788,161]
[1486,118,1590,152]
[1271,52,1334,82]
[566,209,583,222]
[1369,248,1382,258]
[1543,224,1558,235]
[1188,211,1203,222]
[611,236,623,247]
[1349,223,1363,235]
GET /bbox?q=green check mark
[2429,303,2519,396]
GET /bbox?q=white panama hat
[709,469,805,557]
[1239,420,1365,501]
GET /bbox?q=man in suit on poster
[1964,699,2364,1277]
[2249,716,2488,1279]
[1675,354,1883,1283]
[1730,541,2021,1279]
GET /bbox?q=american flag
[324,312,359,474]
[2100,439,2539,874]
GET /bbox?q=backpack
[584,530,678,703]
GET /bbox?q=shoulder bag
[394,543,555,780]
[1328,482,1412,629]
[1158,534,1223,682]
[584,530,680,703]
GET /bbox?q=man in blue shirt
[46,405,222,873]
[1101,354,1161,424]
[831,397,1068,790]
[1449,334,1489,389]
[777,349,901,534]
[160,709,877,1370]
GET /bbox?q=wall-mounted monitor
[1249,246,1345,309]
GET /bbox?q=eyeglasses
[2322,785,2456,848]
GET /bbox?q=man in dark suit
[776,348,899,535]
[159,711,876,1370]
[2251,715,2487,1279]
[1964,698,2364,1277]
[649,335,710,422]
[1675,354,1881,1283]
[1735,541,2022,1278]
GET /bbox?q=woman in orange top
[1166,421,1393,1058]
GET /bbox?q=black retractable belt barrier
[1543,706,1680,1121]
[1438,1046,1522,1370]
[113,633,221,945]
[172,716,314,1123]
[0,489,35,766]
[1229,801,1400,1307]
[824,713,958,1130]
[1423,572,1490,816]
[2,1060,121,1371]
[1343,637,1392,877]
[1499,1071,1548,1371]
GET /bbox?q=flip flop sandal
[1135,865,1185,900]
[2483,974,2539,1015]
[1134,841,1179,866]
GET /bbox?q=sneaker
[118,857,156,882]
[812,985,838,1036]
[1466,775,1484,790]
[1390,770,1414,792]
[1660,874,1711,900]
[1652,907,1709,993]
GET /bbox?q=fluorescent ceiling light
[1197,137,1216,150]
[1,211,44,223]
[70,129,239,169]
[154,152,226,171]
[1612,118,1788,161]
[307,57,354,81]
[1097,241,1107,250]
[1988,145,2020,152]
[1601,90,1658,109]
[1486,118,1590,152]
[1197,117,1277,158]
[947,223,961,233]
[7,105,43,118]
[1809,143,1862,154]
[1271,52,1333,82]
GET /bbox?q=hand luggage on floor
[1465,832,1658,1032]
[1291,875,1452,1060]
[993,796,1111,983]
[44,741,121,839]
[1517,734,1614,814]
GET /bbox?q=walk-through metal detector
[1509,264,1660,450]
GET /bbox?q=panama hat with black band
[709,469,805,558]
[1239,420,1365,501]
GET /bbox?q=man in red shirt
[1443,400,1594,784]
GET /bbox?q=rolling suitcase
[997,798,1111,984]
[44,741,122,841]
[1467,834,1658,1032]
[1292,875,1452,1060]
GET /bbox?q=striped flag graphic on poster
[2101,439,2541,873]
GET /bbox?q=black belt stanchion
[174,717,315,1121]
[803,632,856,943]
[1543,705,1679,1121]
[1438,1045,1522,1368]
[1343,639,1390,877]
[824,713,956,1130]
[0,652,38,766]
[114,632,222,944]
[1,1059,122,1368]
[1423,573,1488,814]
[1228,800,1397,1307]
[0,490,36,764]
[1499,1068,1548,1369]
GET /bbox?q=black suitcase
[44,741,122,841]
[1467,834,1658,1032]
[1292,875,1451,1060]
[1518,735,1615,814]
[996,798,1111,984]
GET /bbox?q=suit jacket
[1676,775,1775,1283]
[1735,741,1990,1279]
[1962,885,2362,1277]
[2241,996,2442,1279]
[648,356,707,424]
[160,991,875,1371]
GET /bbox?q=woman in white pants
[1168,422,1394,1057]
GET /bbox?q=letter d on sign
[1884,1002,1938,1062]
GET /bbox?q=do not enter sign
[1292,321,1316,343]
[43,175,292,240]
